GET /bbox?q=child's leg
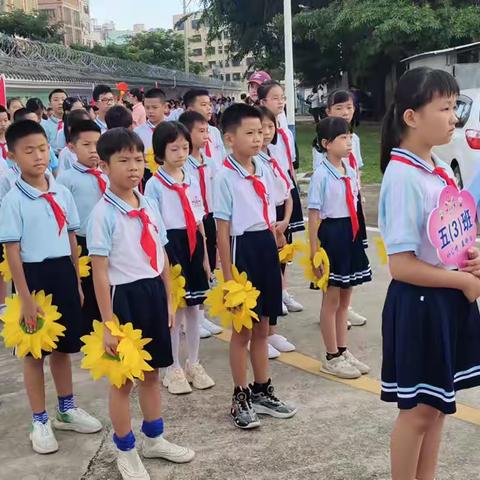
[24,356,46,414]
[230,327,252,387]
[138,370,161,421]
[336,288,353,350]
[110,381,134,437]
[391,405,442,480]
[320,286,341,354]
[250,317,269,384]
[415,413,446,480]
[170,308,186,368]
[0,277,6,307]
[49,351,73,397]
[184,305,200,365]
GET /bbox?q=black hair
[48,88,67,101]
[240,93,247,100]
[221,103,262,134]
[326,89,354,110]
[96,127,144,163]
[178,110,208,132]
[25,97,44,114]
[183,89,209,108]
[0,105,8,116]
[6,120,47,150]
[129,88,144,102]
[63,97,83,113]
[152,121,192,162]
[105,105,133,129]
[69,119,101,143]
[315,117,350,152]
[144,87,166,103]
[92,84,112,102]
[64,109,90,143]
[13,108,36,122]
[257,106,277,145]
[257,80,282,101]
[380,67,459,173]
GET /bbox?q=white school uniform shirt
[308,157,358,219]
[57,162,109,237]
[134,121,156,153]
[269,125,295,176]
[43,116,63,147]
[184,154,214,214]
[256,150,292,206]
[0,140,8,165]
[351,133,364,170]
[57,147,78,176]
[144,167,205,230]
[55,129,67,152]
[201,124,226,172]
[379,148,456,269]
[87,189,168,286]
[94,116,108,134]
[214,154,277,236]
[312,147,325,171]
[0,174,80,262]
[0,161,20,207]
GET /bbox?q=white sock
[184,305,200,365]
[170,308,186,369]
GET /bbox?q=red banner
[0,75,6,108]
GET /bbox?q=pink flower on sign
[427,186,477,268]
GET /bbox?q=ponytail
[380,103,399,173]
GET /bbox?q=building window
[42,8,56,20]
[191,19,200,30]
[457,49,480,64]
[191,48,203,57]
[218,46,223,54]
[233,73,241,81]
[232,58,241,67]
[190,34,201,43]
[225,73,231,81]
[209,61,216,68]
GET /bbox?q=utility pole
[183,0,190,75]
[283,0,295,132]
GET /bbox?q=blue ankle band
[113,431,135,451]
[141,418,164,438]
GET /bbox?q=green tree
[0,9,63,43]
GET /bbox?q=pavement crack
[80,426,111,480]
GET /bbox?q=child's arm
[5,243,41,332]
[68,232,83,306]
[308,208,324,278]
[159,252,175,329]
[216,219,233,281]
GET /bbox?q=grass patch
[296,121,383,184]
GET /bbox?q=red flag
[0,75,6,108]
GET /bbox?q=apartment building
[0,0,38,13]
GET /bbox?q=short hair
[26,97,44,113]
[144,87,166,103]
[92,84,112,101]
[105,105,133,129]
[0,105,8,116]
[315,117,350,152]
[178,110,207,132]
[49,88,67,101]
[221,103,262,134]
[13,108,35,122]
[152,121,192,161]
[64,109,90,142]
[257,106,277,145]
[69,119,101,143]
[63,96,83,113]
[97,127,144,163]
[129,88,144,102]
[6,120,47,150]
[183,89,209,108]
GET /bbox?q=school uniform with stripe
[214,154,282,324]
[0,175,83,354]
[268,126,305,232]
[308,158,371,288]
[134,120,158,186]
[379,148,480,414]
[94,116,107,134]
[57,162,109,332]
[144,167,209,305]
[87,189,173,368]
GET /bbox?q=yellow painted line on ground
[214,330,480,427]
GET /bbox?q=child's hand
[167,304,175,330]
[103,328,119,357]
[21,296,43,333]
[311,255,324,279]
[462,275,480,303]
[276,220,289,234]
[276,231,287,249]
[461,247,480,278]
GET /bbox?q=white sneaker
[342,350,370,375]
[202,317,223,335]
[163,367,192,395]
[282,291,303,312]
[200,326,212,338]
[320,356,361,379]
[268,343,281,359]
[185,360,215,390]
[348,307,367,326]
[117,448,150,480]
[268,334,295,352]
[53,407,103,433]
[142,434,195,463]
[281,302,288,316]
[347,320,352,330]
[30,419,59,454]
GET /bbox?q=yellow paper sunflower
[169,264,187,313]
[298,243,330,292]
[0,291,65,359]
[374,236,388,265]
[278,239,306,264]
[80,317,153,388]
[77,245,91,278]
[0,245,12,282]
[205,266,260,333]
[145,148,159,174]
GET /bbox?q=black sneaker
[250,379,297,419]
[230,387,261,429]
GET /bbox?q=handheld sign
[427,186,477,267]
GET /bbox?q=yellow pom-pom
[205,266,260,333]
[81,316,153,388]
[298,243,330,292]
[169,264,187,313]
[77,245,91,278]
[374,236,388,265]
[0,291,65,359]
[145,148,159,174]
[278,239,307,264]
[0,245,12,282]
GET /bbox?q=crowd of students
[2,66,480,480]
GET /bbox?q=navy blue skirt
[231,230,282,325]
[112,276,173,369]
[288,175,305,233]
[357,192,368,249]
[381,280,480,414]
[165,228,209,306]
[203,212,217,273]
[318,217,372,288]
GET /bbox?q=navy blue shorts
[231,229,282,325]
[381,280,480,414]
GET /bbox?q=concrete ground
[2,190,480,478]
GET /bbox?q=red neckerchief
[126,209,158,271]
[41,193,67,235]
[277,128,295,176]
[85,168,107,193]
